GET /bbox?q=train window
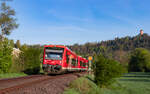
[45,47,64,60]
[66,54,69,64]
[45,52,63,60]
[80,61,83,67]
[72,58,76,66]
[83,63,86,67]
[80,61,86,67]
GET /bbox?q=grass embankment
[64,75,100,94]
[64,72,150,94]
[0,73,27,79]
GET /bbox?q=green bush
[23,47,41,74]
[0,38,13,73]
[128,48,150,72]
[10,44,43,74]
[10,54,25,73]
[94,55,124,88]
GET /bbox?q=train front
[42,45,64,74]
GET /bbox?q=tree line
[69,33,150,65]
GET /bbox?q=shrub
[23,47,41,74]
[10,53,25,73]
[94,55,124,88]
[128,48,150,72]
[0,38,13,73]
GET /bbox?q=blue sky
[5,0,150,45]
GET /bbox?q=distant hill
[69,33,150,63]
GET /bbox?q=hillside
[69,33,150,63]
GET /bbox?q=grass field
[64,72,150,94]
[102,72,150,94]
[0,73,27,79]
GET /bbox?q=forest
[69,33,150,64]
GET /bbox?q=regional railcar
[42,45,88,74]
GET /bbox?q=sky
[4,0,150,45]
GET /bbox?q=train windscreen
[45,47,64,60]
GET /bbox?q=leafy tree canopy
[129,48,150,72]
[0,2,18,39]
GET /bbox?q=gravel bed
[0,73,84,94]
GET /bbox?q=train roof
[44,45,66,48]
[44,45,88,61]
[44,45,76,54]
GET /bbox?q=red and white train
[42,45,88,74]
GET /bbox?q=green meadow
[64,72,150,94]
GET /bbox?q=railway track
[0,75,47,90]
[0,75,50,94]
[0,72,86,94]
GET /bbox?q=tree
[15,40,21,48]
[0,38,13,73]
[0,2,18,73]
[129,48,150,72]
[94,55,124,88]
[23,47,41,74]
[0,2,18,40]
[10,39,14,47]
[20,44,28,51]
